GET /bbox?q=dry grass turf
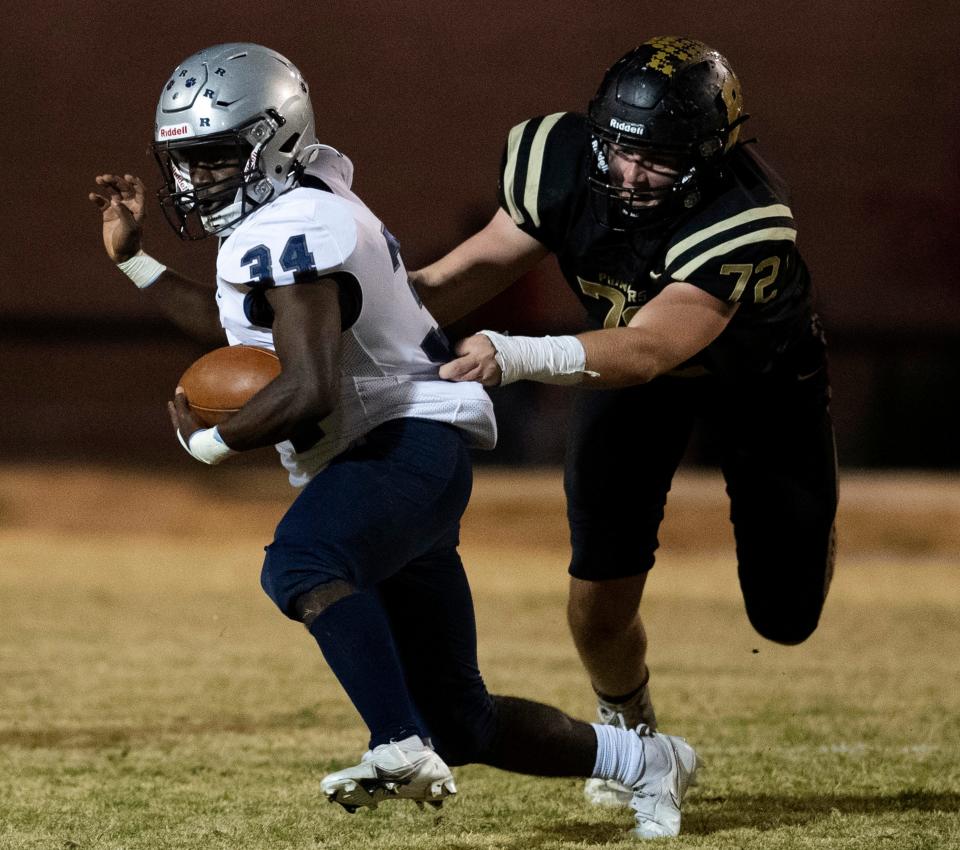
[0,465,958,849]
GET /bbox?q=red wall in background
[7,0,959,329]
[3,1,959,466]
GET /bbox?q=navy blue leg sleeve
[308,591,423,747]
[377,540,497,766]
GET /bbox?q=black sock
[480,695,597,776]
[596,668,650,705]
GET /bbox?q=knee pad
[259,548,287,615]
[260,545,350,620]
[293,581,355,627]
[740,534,834,647]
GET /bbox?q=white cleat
[630,733,700,839]
[320,738,457,813]
[584,776,634,807]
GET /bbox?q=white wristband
[177,426,237,465]
[117,250,167,289]
[478,330,598,386]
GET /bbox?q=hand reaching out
[88,173,147,263]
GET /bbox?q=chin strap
[298,142,342,162]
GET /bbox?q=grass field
[1,465,958,849]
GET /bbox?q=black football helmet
[587,37,747,230]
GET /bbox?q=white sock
[591,724,671,787]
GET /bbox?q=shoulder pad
[218,191,358,287]
[664,202,796,280]
[498,112,588,245]
[663,200,797,302]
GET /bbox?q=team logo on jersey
[599,272,644,303]
[158,123,194,140]
[577,273,648,328]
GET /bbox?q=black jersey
[498,112,815,377]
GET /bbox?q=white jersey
[214,148,497,486]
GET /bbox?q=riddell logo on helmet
[158,123,194,139]
[609,118,645,135]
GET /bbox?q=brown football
[178,345,281,427]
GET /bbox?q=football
[177,345,281,427]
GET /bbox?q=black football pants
[564,345,837,646]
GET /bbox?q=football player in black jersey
[413,36,838,808]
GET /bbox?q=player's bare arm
[410,208,549,326]
[577,282,738,386]
[169,278,342,452]
[440,281,738,388]
[89,172,224,346]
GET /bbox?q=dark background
[3,1,959,468]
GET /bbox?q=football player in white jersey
[89,43,701,840]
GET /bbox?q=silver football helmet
[152,43,318,239]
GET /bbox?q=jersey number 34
[241,234,317,284]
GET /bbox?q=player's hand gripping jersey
[499,113,816,377]
[217,147,496,486]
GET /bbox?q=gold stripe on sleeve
[664,204,793,269]
[502,120,531,225]
[523,112,565,228]
[672,226,797,281]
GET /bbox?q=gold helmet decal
[720,73,743,150]
[643,36,709,77]
[642,36,744,150]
